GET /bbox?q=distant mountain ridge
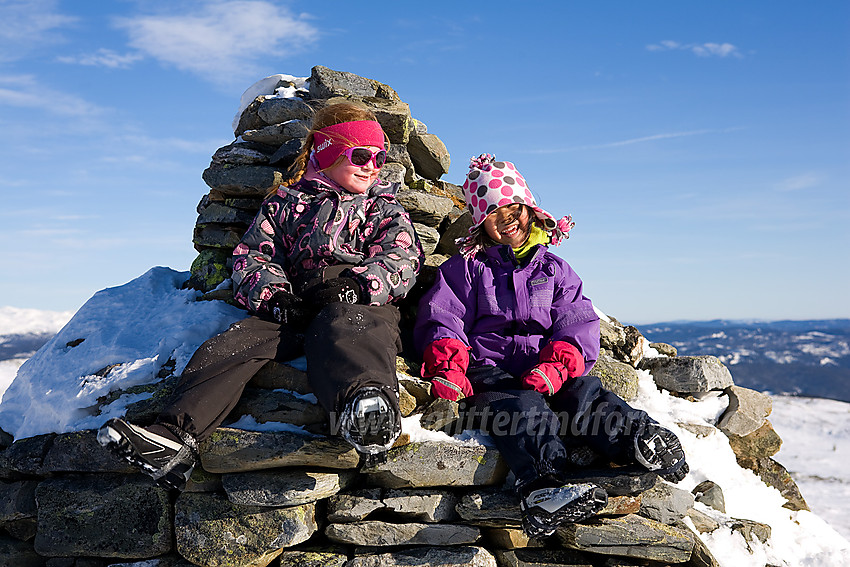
[4,317,850,402]
[639,319,850,402]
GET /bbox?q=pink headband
[313,120,386,170]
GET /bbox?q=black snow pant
[156,302,402,442]
[460,366,651,492]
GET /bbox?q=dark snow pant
[156,303,402,442]
[461,366,651,492]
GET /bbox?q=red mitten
[521,340,586,396]
[421,338,473,401]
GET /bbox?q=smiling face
[322,145,383,194]
[482,203,534,248]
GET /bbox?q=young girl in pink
[100,102,424,490]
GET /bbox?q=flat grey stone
[692,480,726,513]
[638,482,695,525]
[361,441,507,488]
[494,548,597,566]
[35,474,171,558]
[229,387,327,428]
[222,469,355,507]
[379,162,407,185]
[277,550,348,567]
[367,98,412,144]
[561,467,657,496]
[420,398,460,431]
[42,430,142,474]
[686,508,721,533]
[242,119,309,145]
[345,546,497,567]
[211,142,273,166]
[193,223,244,249]
[397,190,454,227]
[413,222,441,255]
[202,165,286,198]
[196,198,256,226]
[325,520,480,546]
[309,65,399,100]
[327,488,385,522]
[383,488,459,522]
[0,480,37,522]
[717,385,772,436]
[589,353,640,401]
[0,433,54,477]
[456,489,521,528]
[556,514,694,563]
[407,130,451,180]
[436,210,474,257]
[639,355,734,393]
[175,492,316,567]
[199,427,359,474]
[730,517,772,545]
[249,361,312,393]
[257,96,313,125]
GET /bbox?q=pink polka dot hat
[458,153,574,257]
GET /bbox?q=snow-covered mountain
[0,273,849,565]
[641,320,850,402]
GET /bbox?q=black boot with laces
[98,418,198,491]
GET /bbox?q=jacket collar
[292,177,399,199]
[483,243,547,269]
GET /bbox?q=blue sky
[1,0,847,323]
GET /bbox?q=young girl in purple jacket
[99,102,423,490]
[414,154,688,538]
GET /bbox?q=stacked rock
[0,314,810,566]
[187,65,470,304]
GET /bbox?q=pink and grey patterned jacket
[231,176,424,312]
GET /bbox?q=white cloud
[647,40,743,58]
[114,1,318,84]
[775,173,825,192]
[0,0,77,60]
[0,74,103,117]
[57,48,144,69]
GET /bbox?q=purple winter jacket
[414,244,600,378]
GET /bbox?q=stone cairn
[0,68,809,567]
[187,65,468,329]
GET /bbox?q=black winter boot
[519,482,608,538]
[634,422,689,482]
[98,418,198,491]
[338,387,400,456]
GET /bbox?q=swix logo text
[316,139,332,152]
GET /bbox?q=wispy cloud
[0,74,104,117]
[647,40,743,58]
[0,0,77,61]
[113,1,318,84]
[775,172,825,192]
[57,48,144,69]
[522,127,744,154]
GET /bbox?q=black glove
[303,276,363,308]
[264,291,311,327]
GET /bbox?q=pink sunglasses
[342,146,387,169]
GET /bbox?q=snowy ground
[0,269,849,565]
[771,395,850,540]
